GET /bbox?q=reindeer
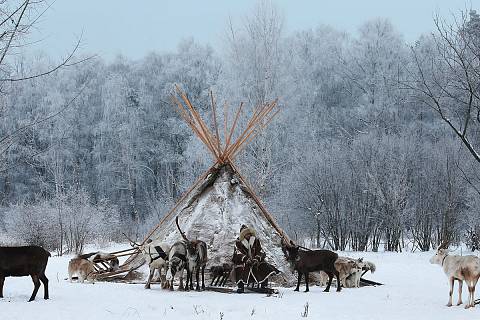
[430,241,480,308]
[140,239,170,289]
[210,263,233,287]
[0,245,50,302]
[122,233,172,290]
[281,239,341,292]
[335,257,363,287]
[68,256,96,283]
[166,241,187,291]
[344,259,376,288]
[175,216,208,291]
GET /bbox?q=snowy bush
[5,188,121,254]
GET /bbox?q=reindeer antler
[122,232,140,247]
[175,216,189,242]
[438,239,449,249]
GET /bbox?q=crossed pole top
[171,85,280,164]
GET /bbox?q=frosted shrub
[5,188,121,254]
[5,202,59,250]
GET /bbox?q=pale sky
[28,0,479,61]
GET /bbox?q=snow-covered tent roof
[151,163,292,280]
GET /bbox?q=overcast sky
[29,0,480,61]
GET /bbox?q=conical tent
[94,87,293,283]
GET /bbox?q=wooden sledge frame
[90,247,142,279]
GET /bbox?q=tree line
[1,1,480,253]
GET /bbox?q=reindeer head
[281,239,299,262]
[430,241,449,265]
[185,241,199,259]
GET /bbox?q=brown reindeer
[210,263,233,287]
[282,240,341,293]
[176,217,208,291]
[0,246,50,302]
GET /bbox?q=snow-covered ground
[1,247,478,320]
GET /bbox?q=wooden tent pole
[210,91,222,157]
[179,90,221,156]
[230,108,281,160]
[223,101,229,152]
[224,102,244,153]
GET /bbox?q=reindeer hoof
[294,288,299,292]
[446,303,452,307]
[464,304,470,309]
[457,301,462,306]
[304,289,309,293]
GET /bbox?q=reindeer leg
[39,273,49,300]
[294,272,302,291]
[201,265,206,290]
[185,269,190,291]
[466,278,479,309]
[196,267,201,291]
[0,275,4,298]
[335,270,342,292]
[28,274,41,302]
[472,277,479,308]
[179,269,185,291]
[305,272,309,292]
[447,277,454,307]
[161,265,167,289]
[465,282,473,309]
[324,272,333,292]
[211,275,217,286]
[145,267,154,289]
[457,280,463,306]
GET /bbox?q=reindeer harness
[441,254,448,267]
[146,246,168,263]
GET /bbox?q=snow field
[0,250,478,320]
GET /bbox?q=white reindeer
[430,245,480,308]
[345,259,376,288]
[140,240,170,289]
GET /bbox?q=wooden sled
[359,278,383,287]
[90,247,144,281]
[205,286,278,295]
